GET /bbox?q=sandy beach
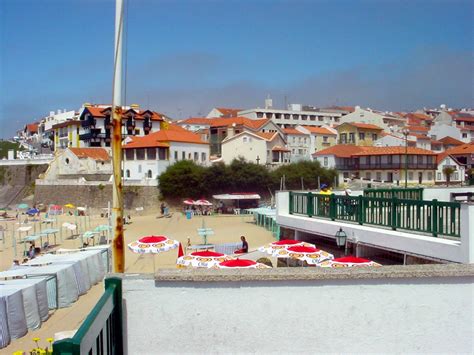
[0,209,275,353]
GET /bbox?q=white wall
[429,123,461,141]
[169,142,209,165]
[423,186,474,201]
[221,134,267,164]
[339,108,388,129]
[124,275,473,354]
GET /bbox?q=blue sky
[0,0,472,137]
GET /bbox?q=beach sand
[0,210,275,352]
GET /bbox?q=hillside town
[4,100,474,194]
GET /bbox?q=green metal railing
[363,187,424,200]
[53,277,123,355]
[289,192,461,238]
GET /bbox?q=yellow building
[52,121,82,150]
[336,122,384,146]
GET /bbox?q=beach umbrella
[183,199,195,205]
[317,256,382,268]
[77,207,87,211]
[216,259,271,269]
[128,235,180,254]
[26,208,40,216]
[17,203,29,209]
[177,251,233,268]
[195,199,212,206]
[273,245,334,265]
[94,225,112,232]
[128,235,180,273]
[64,203,75,208]
[258,239,315,255]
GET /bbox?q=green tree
[271,160,337,190]
[158,160,205,198]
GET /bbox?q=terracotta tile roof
[441,143,474,156]
[324,106,355,112]
[254,132,278,141]
[457,125,474,131]
[26,123,39,133]
[216,108,242,117]
[209,117,269,130]
[409,133,431,140]
[283,128,306,135]
[69,148,110,161]
[339,122,384,130]
[302,126,337,135]
[406,113,432,121]
[313,145,369,158]
[84,106,164,121]
[123,125,207,149]
[406,125,430,132]
[438,136,465,146]
[272,146,291,152]
[52,120,81,129]
[180,117,212,125]
[351,146,437,156]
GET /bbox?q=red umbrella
[317,256,381,268]
[177,243,184,258]
[274,245,334,265]
[258,239,315,255]
[128,235,179,254]
[177,250,232,268]
[195,199,212,206]
[183,199,195,205]
[216,259,271,269]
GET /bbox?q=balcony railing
[289,192,461,238]
[53,278,123,354]
[364,188,424,200]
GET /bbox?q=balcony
[358,163,437,170]
[81,118,96,128]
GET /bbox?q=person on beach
[235,236,248,254]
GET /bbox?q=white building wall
[339,107,388,129]
[429,123,462,141]
[124,274,473,354]
[221,135,267,164]
[169,142,209,165]
[238,108,342,127]
[435,156,465,184]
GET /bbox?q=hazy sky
[0,0,472,138]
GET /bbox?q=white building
[339,106,405,130]
[283,128,310,161]
[220,131,289,165]
[435,154,466,185]
[206,107,242,118]
[123,125,209,181]
[42,147,112,181]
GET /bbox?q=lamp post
[335,228,347,250]
[402,128,409,188]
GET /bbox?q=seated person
[235,236,249,254]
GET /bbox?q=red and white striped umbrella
[183,199,195,205]
[194,199,212,206]
[128,235,179,254]
[177,250,232,268]
[258,239,315,256]
[274,245,334,265]
[317,256,381,268]
[216,259,271,269]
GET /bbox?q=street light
[335,228,347,248]
[402,128,410,188]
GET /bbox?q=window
[126,169,130,178]
[125,150,134,160]
[298,149,304,155]
[292,137,296,143]
[376,172,382,181]
[324,157,328,167]
[194,152,198,161]
[284,114,290,119]
[293,114,299,120]
[372,134,378,141]
[136,149,145,160]
[318,116,324,121]
[427,172,433,180]
[366,172,372,180]
[182,151,185,160]
[256,112,264,118]
[158,148,167,160]
[323,136,328,143]
[243,137,248,143]
[298,137,302,143]
[275,113,281,119]
[462,133,467,138]
[201,152,206,161]
[408,172,413,180]
[454,172,459,180]
[301,115,307,120]
[146,148,156,160]
[65,158,69,165]
[310,115,316,121]
[147,170,152,178]
[437,172,442,180]
[174,151,178,160]
[265,112,273,119]
[349,133,355,143]
[188,153,192,159]
[359,132,365,140]
[340,133,347,143]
